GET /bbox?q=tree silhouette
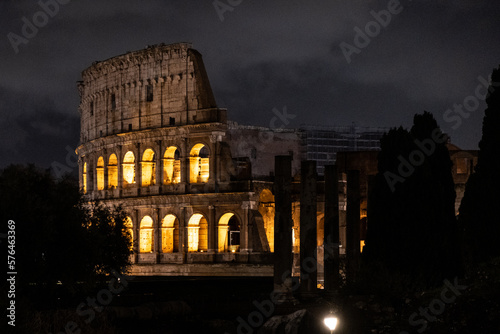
[364,112,459,288]
[0,164,132,305]
[459,65,500,264]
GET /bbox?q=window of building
[111,93,116,110]
[218,213,240,252]
[123,151,135,186]
[96,156,104,190]
[169,117,175,126]
[90,101,94,116]
[140,216,153,253]
[146,85,153,102]
[163,146,181,184]
[82,162,87,193]
[141,149,156,187]
[161,214,179,253]
[108,154,118,189]
[187,214,208,252]
[189,144,209,183]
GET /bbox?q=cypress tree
[459,66,500,264]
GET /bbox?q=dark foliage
[0,164,132,305]
[459,65,500,265]
[363,112,460,289]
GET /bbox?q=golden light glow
[360,240,365,253]
[189,144,209,183]
[108,154,118,189]
[259,189,275,252]
[123,151,135,186]
[124,216,133,251]
[83,162,87,193]
[188,214,208,252]
[96,156,104,190]
[161,214,177,253]
[140,216,153,253]
[141,149,156,187]
[163,146,181,184]
[218,213,234,252]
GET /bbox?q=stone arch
[218,212,241,252]
[108,154,118,189]
[123,151,135,187]
[139,215,153,253]
[258,189,275,252]
[187,213,208,252]
[161,214,179,253]
[141,148,156,187]
[163,146,181,184]
[96,156,104,190]
[189,143,209,183]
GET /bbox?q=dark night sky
[1,0,500,170]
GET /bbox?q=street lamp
[324,312,338,333]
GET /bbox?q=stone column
[135,143,142,191]
[154,208,161,263]
[117,145,123,195]
[209,135,217,186]
[324,165,340,294]
[180,206,189,263]
[299,160,317,296]
[273,156,294,300]
[181,138,189,188]
[103,149,108,191]
[240,202,250,254]
[346,170,360,282]
[156,141,162,189]
[208,205,217,254]
[133,209,139,264]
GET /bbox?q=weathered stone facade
[76,43,305,276]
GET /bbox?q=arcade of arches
[81,144,211,194]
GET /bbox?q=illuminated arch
[163,146,181,184]
[259,189,275,252]
[187,214,208,252]
[108,154,118,189]
[218,213,241,252]
[139,215,153,253]
[141,148,156,187]
[189,144,209,183]
[124,216,133,251]
[96,156,104,190]
[317,214,324,247]
[161,214,179,253]
[123,151,135,186]
[82,162,88,193]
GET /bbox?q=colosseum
[76,42,477,277]
[75,42,310,276]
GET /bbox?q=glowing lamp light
[324,314,338,333]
